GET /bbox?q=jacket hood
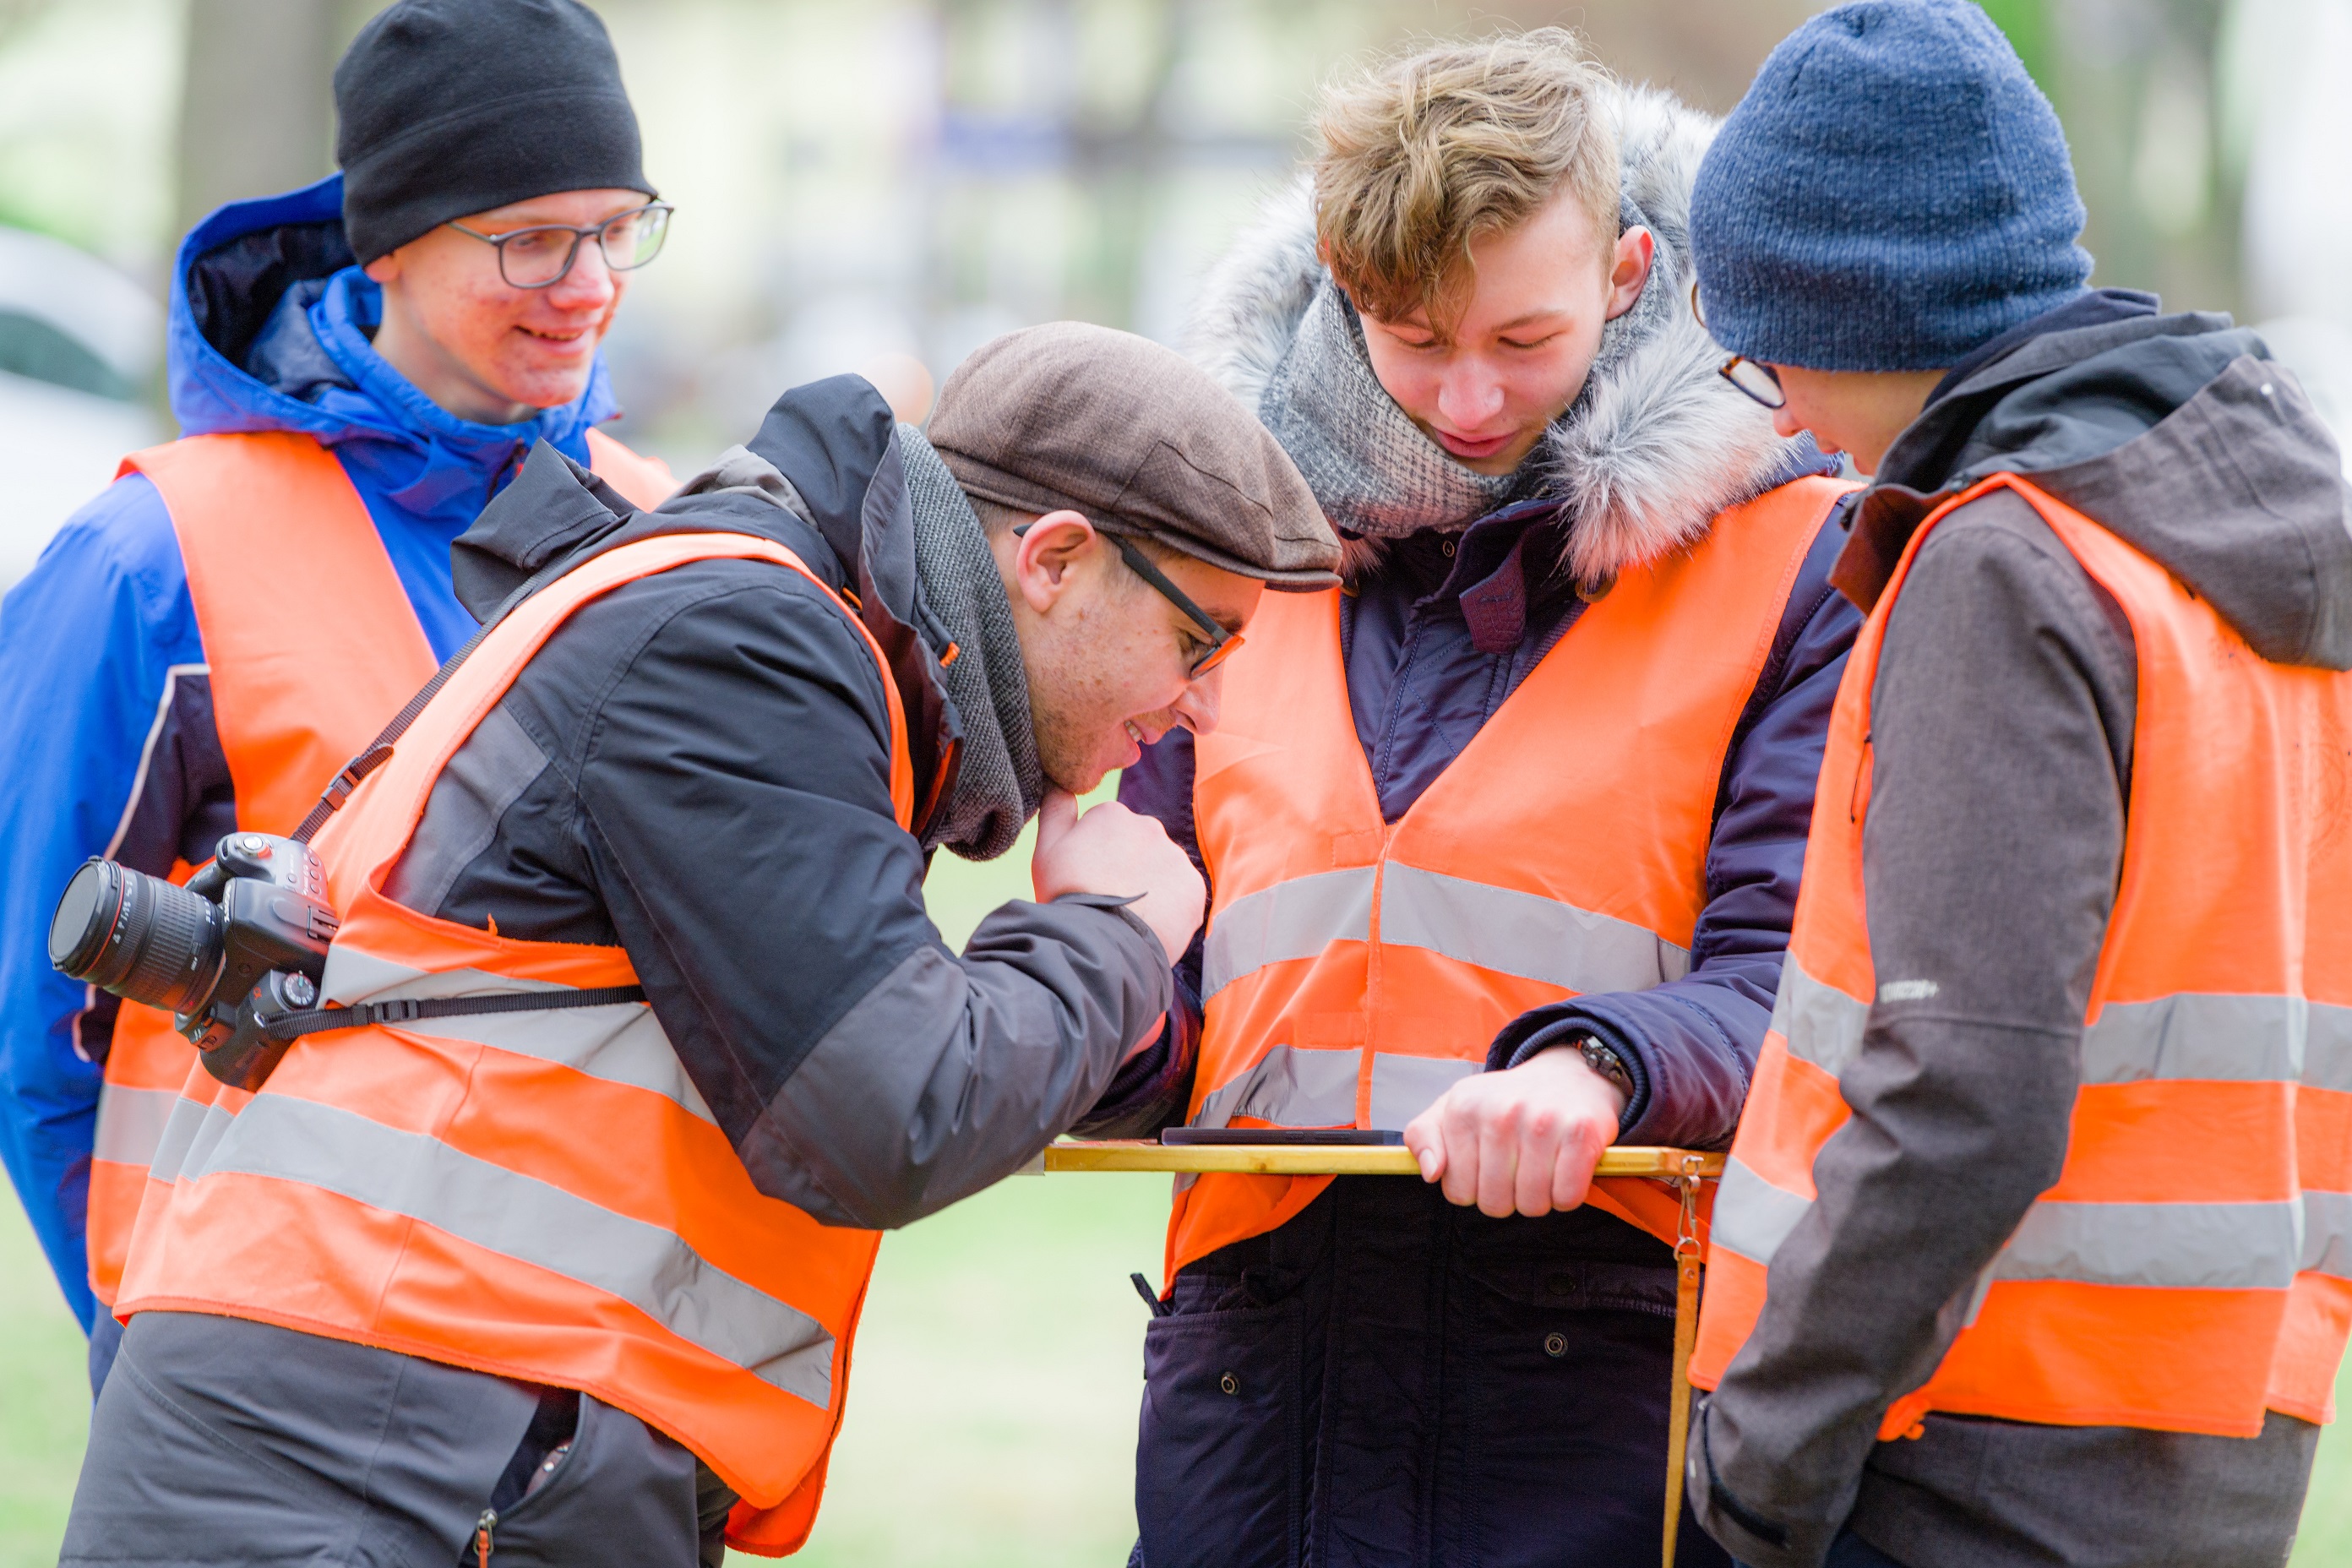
[1856,304,2352,670]
[1184,81,1811,587]
[166,173,618,483]
[452,376,974,846]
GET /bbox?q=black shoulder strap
[263,984,650,1041]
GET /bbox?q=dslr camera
[49,832,340,1090]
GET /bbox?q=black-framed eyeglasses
[1690,280,1788,410]
[1015,522,1243,678]
[446,201,674,289]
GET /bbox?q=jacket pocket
[1136,1296,1304,1568]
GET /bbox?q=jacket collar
[1184,81,1816,591]
[455,377,971,839]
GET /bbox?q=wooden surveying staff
[1042,1142,1724,1566]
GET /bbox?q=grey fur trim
[1184,81,1804,586]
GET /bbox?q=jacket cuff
[1688,1394,1843,1568]
[1486,1007,1652,1135]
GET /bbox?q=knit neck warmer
[1255,193,1674,543]
[900,427,1044,862]
[1259,278,1522,538]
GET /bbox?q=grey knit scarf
[1257,193,1672,540]
[900,427,1043,862]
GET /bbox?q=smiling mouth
[519,325,592,346]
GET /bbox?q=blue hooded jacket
[0,174,627,1329]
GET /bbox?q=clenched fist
[1029,789,1206,963]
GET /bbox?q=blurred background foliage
[1,2,2349,1563]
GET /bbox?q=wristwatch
[1574,1035,1635,1100]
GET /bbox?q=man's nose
[543,238,618,309]
[1772,406,1806,441]
[1435,362,1505,428]
[1173,668,1222,736]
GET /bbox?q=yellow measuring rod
[1039,1140,1724,1179]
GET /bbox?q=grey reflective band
[320,945,714,1123]
[187,1094,836,1406]
[1709,1156,1815,1266]
[1190,1044,1360,1130]
[94,1082,182,1169]
[1990,1200,2304,1291]
[1203,863,1690,1003]
[1376,863,1690,995]
[2299,1001,2352,1093]
[1711,1155,2338,1292]
[2081,994,2352,1086]
[1202,868,1375,1000]
[1367,1054,1478,1130]
[1772,958,1869,1077]
[1778,960,2352,1097]
[2304,1190,2352,1281]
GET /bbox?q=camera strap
[291,549,589,845]
[263,985,650,1041]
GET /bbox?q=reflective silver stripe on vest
[189,1093,836,1406]
[1190,1044,1362,1130]
[2305,1190,2352,1282]
[1709,1155,1814,1266]
[320,945,713,1123]
[2081,994,2349,1084]
[1377,863,1690,995]
[1201,868,1376,1000]
[1783,973,2352,1094]
[2304,1003,2352,1093]
[1772,958,1870,1077]
[1712,1157,2322,1292]
[1367,1054,1478,1130]
[94,1082,182,1169]
[1989,1200,2304,1291]
[149,1092,238,1189]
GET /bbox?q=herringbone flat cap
[928,322,1339,590]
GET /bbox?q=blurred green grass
[4,803,2349,1564]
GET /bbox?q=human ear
[1011,509,1099,615]
[363,249,404,286]
[1603,226,1654,321]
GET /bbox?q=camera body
[50,832,340,1090]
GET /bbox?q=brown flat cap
[928,321,1339,590]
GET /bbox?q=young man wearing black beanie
[0,0,673,1407]
[1677,3,2352,1567]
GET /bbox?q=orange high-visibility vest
[114,528,908,1557]
[1173,476,1852,1280]
[1689,475,2352,1437]
[87,427,674,1306]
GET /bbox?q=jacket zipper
[475,1508,495,1567]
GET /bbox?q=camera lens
[50,859,227,1016]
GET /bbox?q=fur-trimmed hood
[1186,81,1809,586]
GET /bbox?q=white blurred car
[0,226,162,592]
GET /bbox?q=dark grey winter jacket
[1690,291,2352,1568]
[398,375,1171,1233]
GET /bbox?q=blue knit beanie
[1689,0,2093,371]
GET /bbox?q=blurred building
[0,0,2343,583]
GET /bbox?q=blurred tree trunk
[2046,0,2242,314]
[175,0,349,238]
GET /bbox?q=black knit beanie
[335,0,655,265]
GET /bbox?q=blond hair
[1313,29,1619,329]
